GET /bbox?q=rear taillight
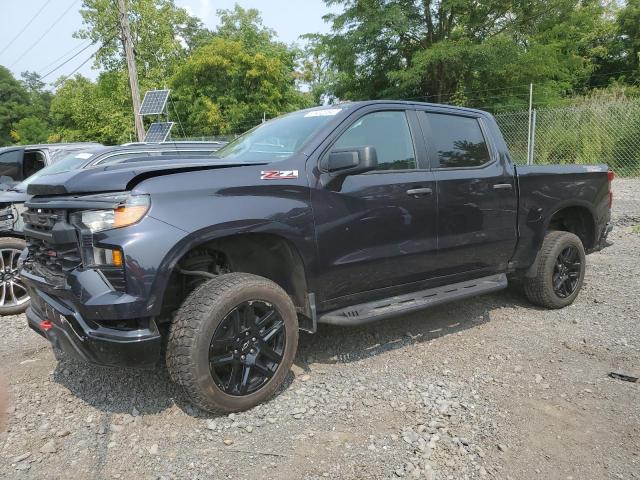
[607,170,614,209]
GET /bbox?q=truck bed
[512,163,611,269]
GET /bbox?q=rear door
[310,106,438,305]
[418,110,517,277]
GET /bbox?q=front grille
[23,208,81,286]
[22,208,60,233]
[27,237,82,272]
[23,207,127,293]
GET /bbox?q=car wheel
[166,273,298,413]
[524,231,586,309]
[0,237,30,316]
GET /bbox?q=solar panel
[144,122,174,143]
[139,89,170,115]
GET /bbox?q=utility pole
[116,0,145,142]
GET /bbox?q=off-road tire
[524,231,586,309]
[0,237,29,316]
[166,273,298,413]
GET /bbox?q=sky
[0,0,334,86]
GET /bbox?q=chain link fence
[495,98,640,176]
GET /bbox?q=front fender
[146,218,317,316]
[124,162,318,315]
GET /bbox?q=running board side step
[318,274,507,326]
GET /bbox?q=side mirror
[324,146,378,176]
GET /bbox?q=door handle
[406,187,433,197]
[493,183,513,190]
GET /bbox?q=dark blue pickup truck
[20,101,612,413]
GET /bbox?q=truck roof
[302,100,488,116]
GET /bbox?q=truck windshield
[214,108,343,163]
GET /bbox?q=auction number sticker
[304,109,342,117]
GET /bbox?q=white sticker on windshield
[75,153,93,159]
[304,109,342,118]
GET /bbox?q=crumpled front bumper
[26,288,162,369]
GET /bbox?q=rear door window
[423,113,491,168]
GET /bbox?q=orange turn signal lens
[111,249,123,267]
[113,204,149,228]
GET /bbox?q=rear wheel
[166,273,298,413]
[524,231,586,309]
[0,237,29,316]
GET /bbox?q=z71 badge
[260,170,299,180]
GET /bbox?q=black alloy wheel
[0,237,30,315]
[523,230,586,309]
[166,273,298,413]
[552,246,582,298]
[209,300,286,396]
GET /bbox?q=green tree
[617,0,640,81]
[311,0,620,109]
[16,71,54,142]
[76,0,208,85]
[10,117,51,144]
[171,37,311,135]
[300,37,339,104]
[170,6,312,135]
[49,71,136,144]
[0,66,30,145]
[217,5,274,48]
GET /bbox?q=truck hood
[27,157,264,196]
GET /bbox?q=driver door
[309,107,438,306]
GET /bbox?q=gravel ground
[1,179,638,480]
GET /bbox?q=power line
[38,26,118,78]
[0,0,52,56]
[38,39,91,73]
[9,0,80,68]
[52,49,98,85]
[41,41,97,80]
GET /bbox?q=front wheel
[524,231,586,309]
[0,237,30,316]
[166,273,298,413]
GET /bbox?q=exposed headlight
[72,194,150,233]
